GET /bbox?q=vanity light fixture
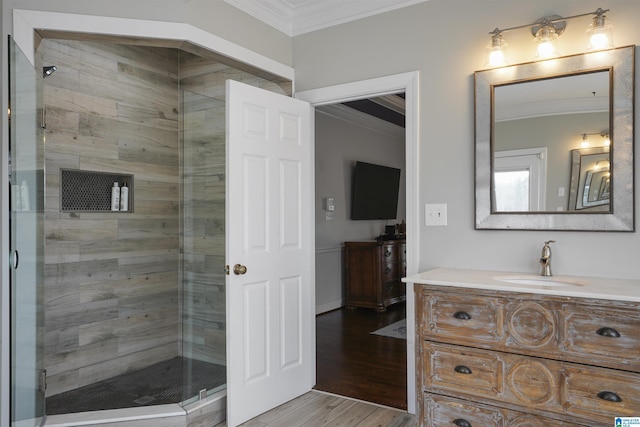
[594,160,610,171]
[486,8,612,67]
[580,130,610,148]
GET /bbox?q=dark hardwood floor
[315,302,407,410]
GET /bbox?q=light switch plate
[425,203,447,226]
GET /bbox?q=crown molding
[316,103,405,139]
[225,0,429,36]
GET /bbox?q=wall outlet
[558,187,565,197]
[425,203,447,226]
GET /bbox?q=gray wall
[315,111,405,313]
[294,0,640,280]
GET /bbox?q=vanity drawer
[562,305,640,369]
[422,342,502,397]
[423,393,503,427]
[422,393,576,427]
[421,342,568,414]
[563,365,640,422]
[417,288,503,343]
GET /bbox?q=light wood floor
[219,390,415,427]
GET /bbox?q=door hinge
[40,107,46,129]
[39,369,47,393]
[224,265,230,275]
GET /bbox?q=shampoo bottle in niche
[12,183,21,211]
[111,182,120,211]
[20,180,30,211]
[120,183,129,211]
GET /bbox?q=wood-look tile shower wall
[42,39,181,396]
[41,38,290,397]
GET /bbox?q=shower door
[8,37,46,426]
[181,90,227,403]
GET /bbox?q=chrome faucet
[540,240,555,277]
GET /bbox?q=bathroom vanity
[406,269,640,427]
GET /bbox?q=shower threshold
[46,356,226,415]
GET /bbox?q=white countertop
[403,268,640,302]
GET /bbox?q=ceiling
[494,71,609,122]
[225,0,429,36]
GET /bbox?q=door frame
[295,71,420,414]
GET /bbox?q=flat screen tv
[351,161,401,220]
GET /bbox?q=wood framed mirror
[475,46,635,231]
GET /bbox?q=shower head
[43,66,57,78]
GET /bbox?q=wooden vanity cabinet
[415,284,640,427]
[343,240,406,312]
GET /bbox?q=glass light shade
[581,134,590,148]
[587,14,613,50]
[534,25,559,59]
[486,33,508,67]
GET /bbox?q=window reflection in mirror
[492,71,610,213]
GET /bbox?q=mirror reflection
[493,71,610,212]
[568,146,610,210]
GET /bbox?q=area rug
[371,319,407,340]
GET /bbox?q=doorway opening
[296,71,419,414]
[313,94,407,409]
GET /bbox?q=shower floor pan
[46,356,226,415]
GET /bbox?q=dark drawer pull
[384,250,392,257]
[596,327,621,338]
[597,391,622,402]
[454,365,472,375]
[453,419,471,427]
[385,267,392,273]
[453,311,471,320]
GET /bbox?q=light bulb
[590,33,610,50]
[537,41,556,58]
[488,49,506,67]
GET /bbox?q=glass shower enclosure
[9,37,46,426]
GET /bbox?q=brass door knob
[233,264,247,275]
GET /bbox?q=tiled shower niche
[60,169,133,212]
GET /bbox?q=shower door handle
[233,264,247,275]
[10,250,19,270]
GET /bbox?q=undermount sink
[493,275,585,287]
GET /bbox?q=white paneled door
[226,80,314,427]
